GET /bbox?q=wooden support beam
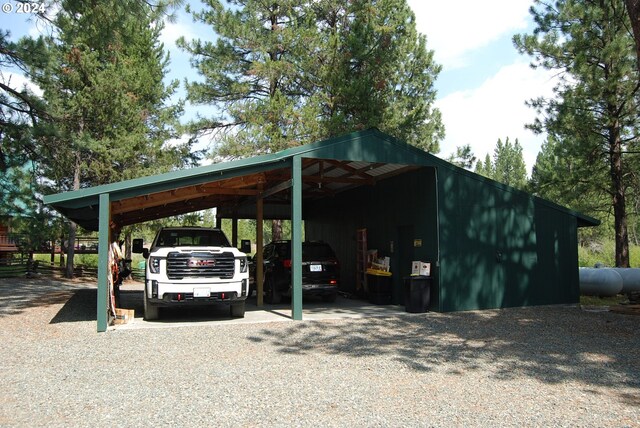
[256,183,264,307]
[231,214,238,247]
[261,179,292,199]
[111,187,257,215]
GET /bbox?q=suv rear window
[156,230,230,247]
[267,241,336,260]
[303,243,336,260]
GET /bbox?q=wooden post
[256,182,264,307]
[232,213,238,248]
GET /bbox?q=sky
[1,0,556,174]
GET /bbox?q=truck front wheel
[230,301,245,318]
[143,290,159,320]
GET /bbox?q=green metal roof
[43,128,600,230]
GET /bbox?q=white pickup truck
[133,227,250,320]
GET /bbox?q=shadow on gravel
[50,289,96,324]
[246,306,640,405]
[0,277,86,318]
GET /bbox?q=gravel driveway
[1,276,639,427]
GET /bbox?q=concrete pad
[112,283,407,331]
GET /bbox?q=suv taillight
[283,259,292,268]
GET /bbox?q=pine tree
[447,144,476,169]
[0,30,58,254]
[23,0,192,277]
[475,153,494,179]
[492,137,527,190]
[311,0,443,151]
[514,0,640,267]
[179,0,444,156]
[473,138,527,190]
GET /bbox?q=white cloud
[407,0,531,69]
[1,72,43,97]
[160,19,198,51]
[436,61,557,174]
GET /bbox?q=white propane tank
[611,268,640,293]
[579,268,623,297]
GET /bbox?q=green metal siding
[437,167,580,312]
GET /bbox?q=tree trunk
[65,221,77,278]
[610,127,630,267]
[272,219,282,242]
[65,152,82,278]
[625,0,640,69]
[124,229,132,260]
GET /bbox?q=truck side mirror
[132,238,144,254]
[240,239,251,254]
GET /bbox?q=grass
[578,240,640,267]
[580,294,627,306]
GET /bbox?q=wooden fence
[0,261,145,281]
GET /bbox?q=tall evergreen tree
[514,0,640,267]
[311,0,443,150]
[23,0,192,277]
[474,153,494,179]
[179,0,444,156]
[0,30,58,254]
[492,137,527,190]
[473,138,527,190]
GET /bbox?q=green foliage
[7,0,197,273]
[179,0,443,158]
[578,238,640,267]
[529,135,609,214]
[25,0,193,192]
[474,137,527,190]
[447,145,476,169]
[579,294,626,306]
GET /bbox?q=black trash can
[367,272,392,305]
[403,276,431,313]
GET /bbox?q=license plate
[193,287,211,298]
[310,264,322,272]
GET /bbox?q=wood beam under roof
[111,185,258,215]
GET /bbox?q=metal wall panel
[437,167,580,312]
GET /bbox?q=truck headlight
[149,256,160,274]
[237,256,248,273]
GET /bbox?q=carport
[44,129,427,331]
[44,129,598,332]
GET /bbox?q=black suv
[250,240,340,304]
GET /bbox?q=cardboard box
[411,261,431,277]
[113,308,135,325]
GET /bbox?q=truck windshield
[156,230,231,247]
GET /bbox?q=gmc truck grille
[166,251,235,280]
